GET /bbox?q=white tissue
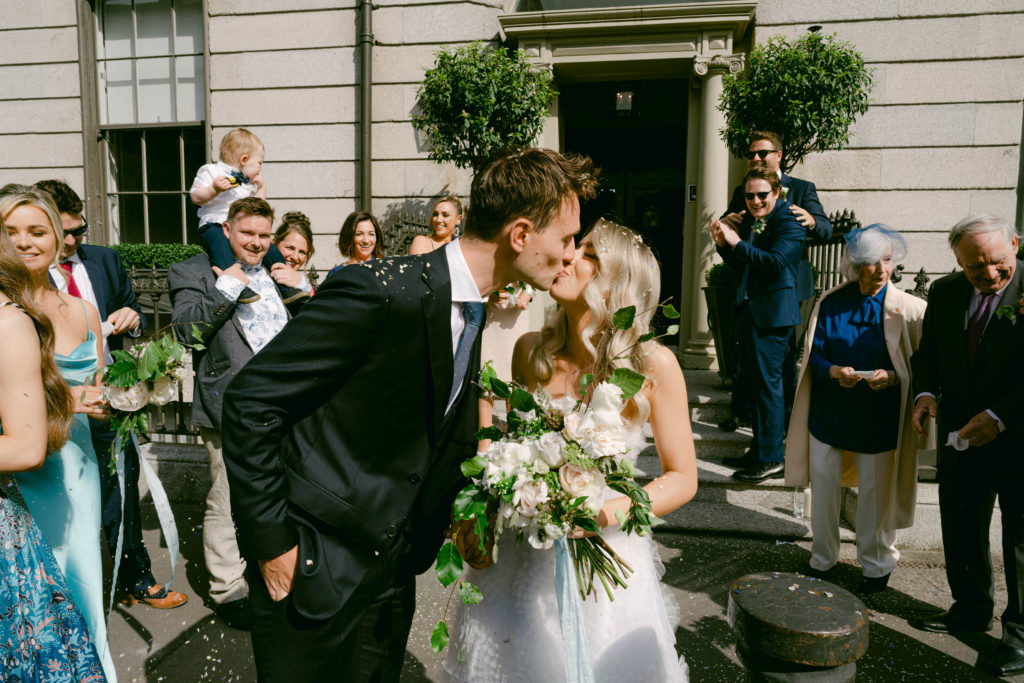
[946,431,970,451]
[100,321,115,338]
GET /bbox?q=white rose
[149,376,177,406]
[106,382,149,412]
[582,425,628,459]
[171,364,192,382]
[558,463,606,501]
[514,479,549,518]
[536,432,566,468]
[591,382,625,413]
[563,412,586,441]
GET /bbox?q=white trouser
[808,433,899,578]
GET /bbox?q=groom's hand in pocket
[259,545,298,601]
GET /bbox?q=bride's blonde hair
[527,219,661,424]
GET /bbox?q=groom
[221,148,598,681]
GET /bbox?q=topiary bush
[109,243,204,269]
[413,42,557,172]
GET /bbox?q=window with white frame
[96,0,205,244]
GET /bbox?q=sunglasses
[744,149,778,160]
[65,220,88,238]
[744,191,772,201]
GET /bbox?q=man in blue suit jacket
[711,167,805,482]
[718,132,832,451]
[38,180,187,610]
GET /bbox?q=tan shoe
[120,584,189,609]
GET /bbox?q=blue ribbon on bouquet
[107,430,180,615]
[554,538,596,683]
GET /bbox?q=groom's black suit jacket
[221,248,479,622]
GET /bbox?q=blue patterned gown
[15,325,115,680]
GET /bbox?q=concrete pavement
[110,501,1021,682]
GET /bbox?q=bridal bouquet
[100,327,202,473]
[431,303,679,654]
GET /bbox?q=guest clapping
[709,167,804,483]
[409,195,462,254]
[785,225,926,594]
[337,210,383,266]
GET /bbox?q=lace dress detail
[442,423,688,682]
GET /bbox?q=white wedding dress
[442,426,688,682]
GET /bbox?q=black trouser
[938,441,1024,648]
[90,418,156,594]
[248,564,416,682]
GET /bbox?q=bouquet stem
[570,536,635,602]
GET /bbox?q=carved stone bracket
[692,54,745,78]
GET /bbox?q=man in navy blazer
[38,180,187,610]
[711,167,805,482]
[718,132,831,451]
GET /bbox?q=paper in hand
[101,321,115,338]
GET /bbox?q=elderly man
[910,215,1024,677]
[719,131,831,445]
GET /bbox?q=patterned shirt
[215,265,288,353]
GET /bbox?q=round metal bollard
[727,572,869,682]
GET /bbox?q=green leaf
[474,515,490,552]
[637,331,657,343]
[609,367,645,401]
[573,516,600,533]
[666,324,679,336]
[452,485,488,519]
[490,377,511,400]
[138,342,161,382]
[661,303,680,320]
[509,387,537,413]
[460,454,487,477]
[612,306,636,331]
[103,360,140,387]
[578,373,594,397]
[190,323,206,345]
[459,581,483,605]
[478,361,497,392]
[473,426,503,442]
[435,541,464,587]
[430,621,450,654]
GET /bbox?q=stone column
[682,54,744,369]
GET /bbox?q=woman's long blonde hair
[0,224,73,451]
[527,219,662,424]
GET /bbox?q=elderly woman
[785,224,927,594]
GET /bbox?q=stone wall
[754,0,1024,279]
[207,0,500,272]
[0,1,85,192]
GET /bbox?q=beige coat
[784,281,928,530]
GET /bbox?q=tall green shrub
[413,42,557,172]
[720,31,873,172]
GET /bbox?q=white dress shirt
[443,239,489,412]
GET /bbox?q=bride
[443,219,698,682]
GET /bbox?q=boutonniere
[779,186,788,200]
[995,293,1024,324]
[751,218,768,236]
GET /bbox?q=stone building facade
[0,0,1021,367]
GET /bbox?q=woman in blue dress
[2,187,116,680]
[0,221,107,680]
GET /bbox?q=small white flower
[149,376,177,406]
[514,479,549,518]
[171,364,192,382]
[536,432,566,468]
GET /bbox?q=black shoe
[983,643,1024,676]
[857,572,891,595]
[733,461,784,483]
[722,448,756,469]
[718,416,740,432]
[908,608,992,634]
[802,563,833,580]
[237,286,261,304]
[279,285,310,305]
[213,597,252,631]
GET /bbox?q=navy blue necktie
[449,301,486,408]
[228,169,250,186]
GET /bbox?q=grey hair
[948,214,1019,254]
[840,223,907,282]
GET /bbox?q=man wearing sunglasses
[38,179,188,611]
[717,132,831,464]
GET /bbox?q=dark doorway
[561,79,687,343]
